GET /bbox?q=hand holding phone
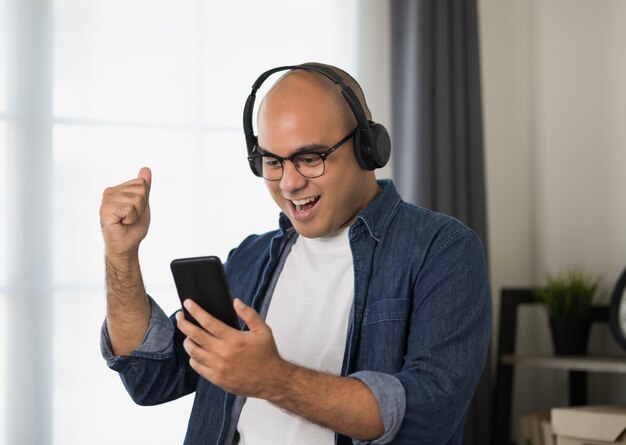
[170,256,240,330]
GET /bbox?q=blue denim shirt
[101,180,491,444]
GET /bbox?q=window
[0,122,6,445]
[2,1,394,444]
[52,0,358,441]
[0,0,7,438]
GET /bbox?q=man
[100,63,491,444]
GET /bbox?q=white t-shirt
[237,227,354,445]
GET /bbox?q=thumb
[138,167,152,198]
[234,298,265,332]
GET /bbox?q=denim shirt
[101,180,491,445]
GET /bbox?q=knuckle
[213,359,228,375]
[195,313,210,329]
[183,338,196,355]
[232,338,245,351]
[128,193,145,209]
[119,203,136,217]
[102,187,116,200]
[220,347,234,362]
[121,191,140,204]
[188,324,202,339]
[133,192,146,204]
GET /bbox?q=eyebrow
[257,142,328,157]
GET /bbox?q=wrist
[105,249,140,268]
[105,250,145,295]
[263,358,298,403]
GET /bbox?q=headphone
[243,63,391,175]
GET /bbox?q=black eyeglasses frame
[247,128,357,181]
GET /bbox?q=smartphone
[170,256,240,330]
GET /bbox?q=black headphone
[243,63,391,175]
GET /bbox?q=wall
[533,1,626,291]
[479,0,626,442]
[358,0,393,180]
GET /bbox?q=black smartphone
[170,256,240,330]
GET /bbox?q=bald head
[258,63,372,136]
[303,62,372,120]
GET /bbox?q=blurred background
[1,1,626,444]
[0,1,389,444]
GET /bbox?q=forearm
[105,252,150,356]
[177,300,386,440]
[266,361,384,441]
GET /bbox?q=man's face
[257,75,378,239]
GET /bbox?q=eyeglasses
[248,129,357,181]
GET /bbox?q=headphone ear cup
[369,123,391,169]
[248,137,263,177]
[352,129,371,170]
[353,124,391,170]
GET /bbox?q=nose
[279,160,307,193]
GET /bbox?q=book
[520,411,552,445]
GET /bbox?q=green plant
[535,268,600,320]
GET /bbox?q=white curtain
[0,1,392,444]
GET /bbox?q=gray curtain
[390,1,491,444]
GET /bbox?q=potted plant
[535,268,600,355]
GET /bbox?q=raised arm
[100,167,153,356]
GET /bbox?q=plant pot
[549,318,591,356]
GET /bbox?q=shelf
[494,289,619,445]
[501,354,626,373]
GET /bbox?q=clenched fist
[100,167,152,259]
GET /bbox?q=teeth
[291,196,318,212]
[291,196,318,206]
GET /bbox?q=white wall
[533,1,626,291]
[480,0,536,315]
[480,0,626,442]
[357,0,393,180]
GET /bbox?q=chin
[292,225,321,238]
[291,222,328,239]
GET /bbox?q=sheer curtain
[0,1,394,444]
[0,0,5,433]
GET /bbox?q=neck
[339,176,381,231]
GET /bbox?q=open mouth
[290,196,320,212]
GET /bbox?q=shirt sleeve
[349,370,406,445]
[389,227,491,443]
[100,295,176,371]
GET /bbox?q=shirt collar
[354,179,402,242]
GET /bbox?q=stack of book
[521,411,555,445]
